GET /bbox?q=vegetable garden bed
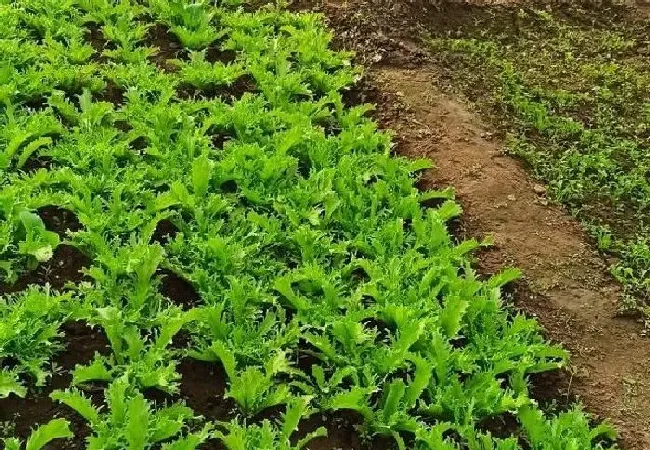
[0,0,619,449]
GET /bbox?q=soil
[0,245,91,295]
[21,155,53,173]
[146,23,185,71]
[175,359,233,421]
[0,203,88,294]
[85,24,112,63]
[151,218,179,245]
[296,411,398,450]
[158,268,201,309]
[205,44,237,65]
[38,206,82,237]
[176,74,258,103]
[291,0,650,449]
[94,81,126,106]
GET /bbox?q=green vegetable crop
[0,0,618,449]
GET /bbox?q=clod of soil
[211,133,233,150]
[177,358,234,421]
[84,24,114,62]
[205,43,237,64]
[150,219,179,245]
[93,81,126,106]
[21,155,53,173]
[158,269,201,308]
[38,206,82,237]
[475,412,521,441]
[146,23,185,71]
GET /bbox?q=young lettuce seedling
[2,419,73,450]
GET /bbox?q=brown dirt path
[292,0,650,448]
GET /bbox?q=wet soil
[85,24,112,63]
[176,359,233,421]
[291,0,650,448]
[0,206,87,295]
[151,218,179,245]
[93,81,126,106]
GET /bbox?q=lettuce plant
[52,376,210,450]
[214,397,327,450]
[0,287,71,393]
[2,419,73,450]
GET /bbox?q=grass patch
[429,2,650,318]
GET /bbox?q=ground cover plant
[428,2,650,319]
[0,0,620,448]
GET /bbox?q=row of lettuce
[1,0,617,449]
